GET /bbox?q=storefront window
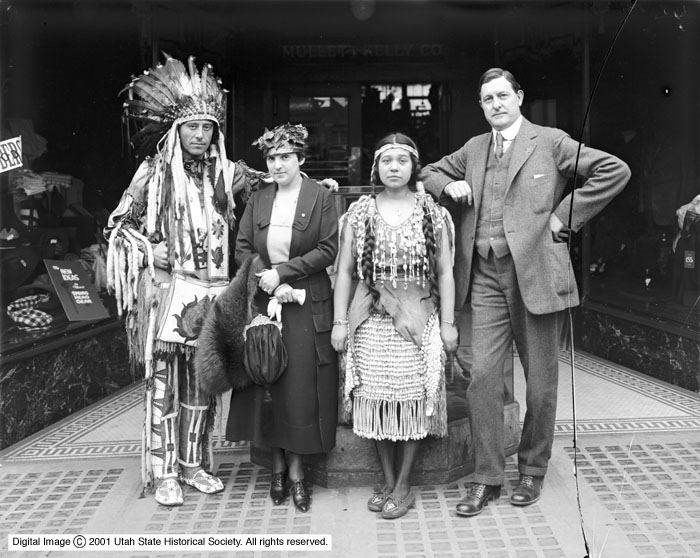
[361,83,443,182]
[584,1,699,334]
[289,95,350,186]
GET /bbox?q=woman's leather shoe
[270,471,288,505]
[290,480,310,512]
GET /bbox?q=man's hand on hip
[444,180,473,205]
[549,213,570,243]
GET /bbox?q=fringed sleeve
[104,158,153,242]
[233,159,268,206]
[211,159,267,225]
[105,160,159,374]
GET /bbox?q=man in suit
[421,68,630,516]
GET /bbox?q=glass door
[361,82,446,183]
[283,85,362,188]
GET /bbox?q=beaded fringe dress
[342,193,454,441]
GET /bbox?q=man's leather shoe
[510,475,543,506]
[456,483,500,517]
[290,480,310,513]
[269,471,287,505]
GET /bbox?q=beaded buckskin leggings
[149,355,209,481]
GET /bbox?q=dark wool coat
[226,177,339,454]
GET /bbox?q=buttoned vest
[475,136,514,258]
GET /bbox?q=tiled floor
[1,350,699,557]
[565,440,700,557]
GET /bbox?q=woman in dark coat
[226,123,339,512]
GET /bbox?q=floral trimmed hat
[252,123,308,155]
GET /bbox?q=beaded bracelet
[333,319,349,326]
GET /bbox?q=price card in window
[44,259,109,321]
[0,136,22,173]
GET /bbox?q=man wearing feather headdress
[104,54,265,506]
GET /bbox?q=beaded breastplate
[342,193,453,290]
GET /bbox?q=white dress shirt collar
[493,115,523,143]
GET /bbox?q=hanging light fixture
[350,0,376,21]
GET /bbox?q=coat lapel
[289,178,319,257]
[505,118,537,193]
[257,184,275,227]
[471,134,491,211]
[255,184,276,265]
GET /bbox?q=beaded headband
[370,141,420,185]
[253,123,308,155]
[373,142,419,160]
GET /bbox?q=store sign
[44,259,109,321]
[282,43,444,59]
[0,136,23,173]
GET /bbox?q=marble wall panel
[0,328,135,449]
[576,308,700,393]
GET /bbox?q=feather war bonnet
[121,52,228,161]
[119,53,234,237]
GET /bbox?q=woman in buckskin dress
[331,132,458,520]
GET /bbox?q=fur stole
[195,253,265,396]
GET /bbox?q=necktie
[495,132,504,160]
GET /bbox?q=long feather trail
[188,56,202,97]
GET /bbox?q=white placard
[0,136,23,173]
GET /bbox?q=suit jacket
[422,118,630,315]
[235,176,339,306]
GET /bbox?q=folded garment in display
[0,245,39,293]
[12,169,46,197]
[41,172,72,191]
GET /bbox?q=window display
[582,2,699,335]
[0,168,113,357]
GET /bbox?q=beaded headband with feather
[252,123,308,155]
[121,53,227,161]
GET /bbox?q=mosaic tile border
[562,352,700,416]
[555,418,700,435]
[0,382,248,461]
[0,383,142,461]
[3,351,700,461]
[553,352,700,435]
[3,439,247,461]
